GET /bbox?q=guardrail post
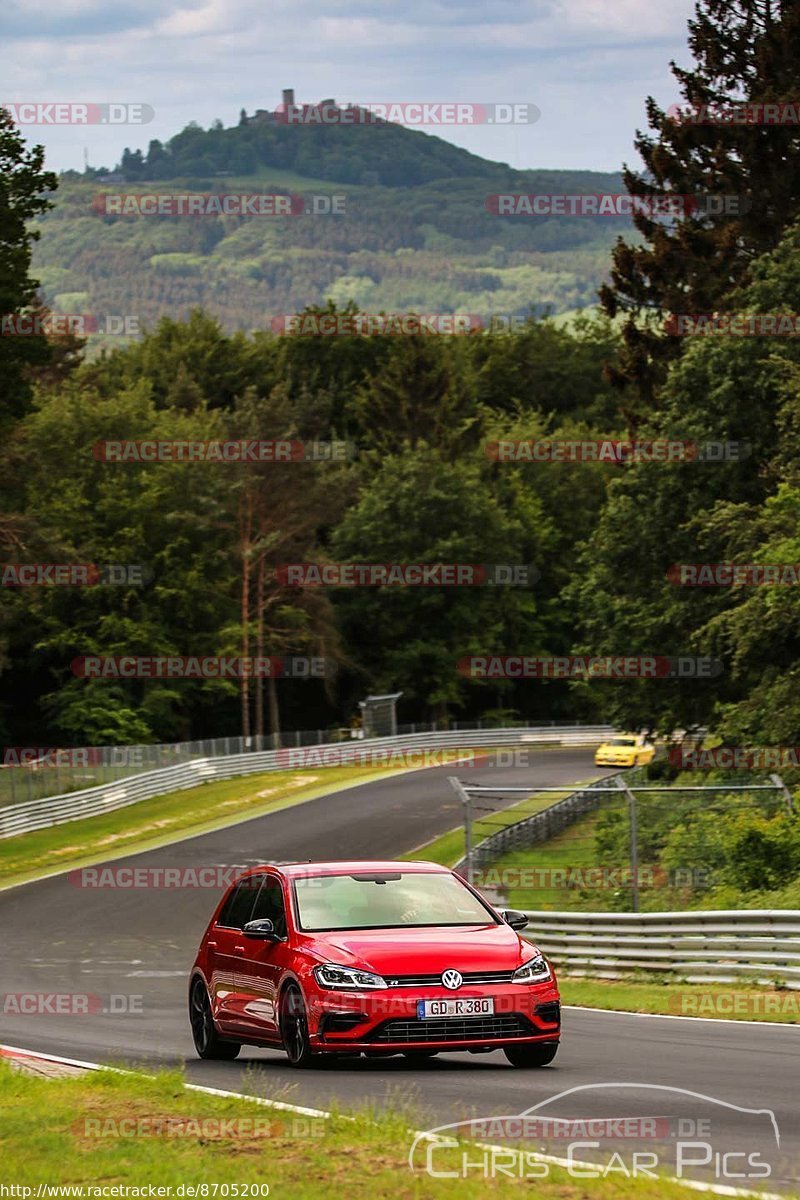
[770,773,794,815]
[449,777,473,884]
[619,777,639,913]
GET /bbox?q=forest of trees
[35,169,625,334]
[2,0,800,769]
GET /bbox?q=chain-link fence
[451,770,793,913]
[0,719,587,808]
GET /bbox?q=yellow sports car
[594,734,655,768]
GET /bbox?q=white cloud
[155,3,232,38]
[0,0,698,172]
[555,0,692,39]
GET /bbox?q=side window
[251,875,287,938]
[216,877,261,929]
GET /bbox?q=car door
[208,875,261,1030]
[236,872,289,1039]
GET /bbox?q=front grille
[383,969,516,988]
[369,1013,535,1043]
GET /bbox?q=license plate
[417,998,495,1019]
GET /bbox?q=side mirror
[501,909,529,931]
[243,918,281,941]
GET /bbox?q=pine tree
[0,110,58,426]
[601,0,800,417]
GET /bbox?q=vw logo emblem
[442,969,462,990]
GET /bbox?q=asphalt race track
[1,747,798,1191]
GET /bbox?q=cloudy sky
[1,0,698,175]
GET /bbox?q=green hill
[34,105,631,334]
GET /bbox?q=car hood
[303,923,532,974]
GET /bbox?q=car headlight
[313,963,387,990]
[512,955,551,984]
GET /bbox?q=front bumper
[307,983,561,1053]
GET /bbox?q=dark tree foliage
[600,0,800,416]
[0,110,59,425]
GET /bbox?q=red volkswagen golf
[189,860,560,1068]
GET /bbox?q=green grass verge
[401,782,588,868]
[0,1059,722,1198]
[560,977,800,1023]
[0,763,418,889]
[0,743,565,890]
[497,807,624,911]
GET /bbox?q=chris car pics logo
[409,1084,781,1183]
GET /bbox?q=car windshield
[292,871,498,931]
[608,738,636,746]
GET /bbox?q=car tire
[189,977,241,1060]
[503,1041,559,1068]
[280,983,316,1068]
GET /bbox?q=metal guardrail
[524,909,800,988]
[0,720,602,807]
[452,774,621,877]
[0,725,614,839]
